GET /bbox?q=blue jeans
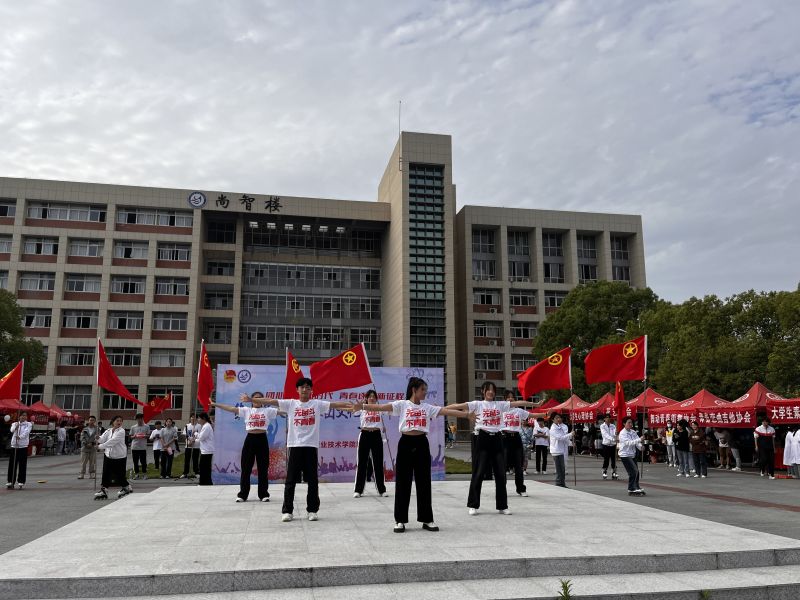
[552,454,566,487]
[677,450,691,474]
[621,456,640,491]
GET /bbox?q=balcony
[474,337,503,348]
[472,304,501,314]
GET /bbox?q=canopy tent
[27,400,76,425]
[648,389,734,426]
[625,388,677,418]
[694,382,785,428]
[543,394,591,416]
[533,398,561,411]
[4,399,50,424]
[572,392,617,423]
[765,398,800,424]
[0,396,27,414]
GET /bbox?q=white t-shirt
[11,421,33,448]
[549,423,571,456]
[149,429,163,450]
[359,410,383,430]
[533,424,550,446]
[501,408,530,434]
[390,400,441,434]
[197,422,215,454]
[57,427,67,441]
[466,400,511,433]
[277,399,331,448]
[239,407,278,432]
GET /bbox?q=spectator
[532,417,549,474]
[520,417,533,475]
[754,418,776,479]
[782,425,799,478]
[196,412,215,486]
[674,421,690,477]
[149,421,163,471]
[549,413,573,488]
[714,428,731,469]
[56,422,67,455]
[729,432,742,471]
[6,412,32,489]
[689,422,708,478]
[160,418,178,479]
[78,415,100,479]
[129,414,150,480]
[180,414,201,479]
[599,414,618,480]
[663,421,676,467]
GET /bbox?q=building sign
[187,191,207,209]
[213,193,282,213]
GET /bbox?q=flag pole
[10,360,25,488]
[640,335,648,480]
[569,347,577,487]
[361,342,395,472]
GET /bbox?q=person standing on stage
[532,417,549,474]
[149,421,163,471]
[180,414,201,479]
[78,415,99,480]
[618,417,645,495]
[549,413,573,488]
[195,412,215,485]
[500,389,529,498]
[94,416,132,500]
[159,418,178,479]
[353,389,388,498]
[600,414,618,480]
[211,398,278,502]
[129,413,149,480]
[6,412,32,490]
[754,418,776,479]
[356,376,466,533]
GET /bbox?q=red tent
[0,397,27,414]
[9,400,50,424]
[533,398,561,411]
[49,404,74,425]
[649,389,731,426]
[696,382,785,428]
[572,392,617,423]
[625,388,677,418]
[543,394,591,416]
[765,397,800,424]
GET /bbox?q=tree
[0,290,46,381]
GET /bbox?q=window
[508,231,530,256]
[348,327,380,351]
[19,272,55,291]
[157,243,191,261]
[474,321,502,338]
[206,220,236,243]
[613,265,631,282]
[611,236,630,261]
[21,384,44,406]
[23,309,51,328]
[542,233,563,257]
[510,322,536,339]
[543,262,564,283]
[0,200,16,217]
[577,235,597,259]
[544,291,568,308]
[54,385,92,411]
[152,312,187,331]
[102,387,139,410]
[205,290,233,309]
[22,237,58,255]
[68,238,103,257]
[474,354,503,371]
[579,264,597,283]
[108,311,143,331]
[116,207,192,227]
[114,240,148,259]
[65,274,102,293]
[206,261,234,276]
[242,262,380,290]
[0,271,8,289]
[105,348,141,367]
[147,386,183,409]
[472,229,495,253]
[512,355,535,373]
[27,202,106,223]
[62,310,98,329]
[204,321,232,344]
[473,288,500,305]
[149,349,186,368]
[509,290,536,306]
[508,261,531,280]
[111,276,146,295]
[58,346,95,366]
[0,235,11,253]
[472,259,496,280]
[155,277,189,296]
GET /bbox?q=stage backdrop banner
[212,365,445,484]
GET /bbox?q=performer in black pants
[754,418,777,479]
[94,416,132,500]
[195,412,214,485]
[532,417,550,474]
[358,377,467,533]
[212,399,278,502]
[500,390,530,497]
[6,412,32,490]
[353,389,388,498]
[180,414,201,479]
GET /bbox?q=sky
[1,0,798,302]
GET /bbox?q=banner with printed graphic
[212,365,445,484]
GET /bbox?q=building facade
[0,132,644,423]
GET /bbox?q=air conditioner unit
[489,340,497,346]
[489,307,497,314]
[509,308,515,315]
[511,340,517,347]
[476,372,486,380]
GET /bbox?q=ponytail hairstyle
[406,377,428,400]
[198,412,210,423]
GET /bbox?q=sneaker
[769,476,776,480]
[281,513,293,522]
[677,473,684,477]
[499,508,512,515]
[236,497,245,503]
[353,492,362,498]
[16,483,24,490]
[422,522,439,532]
[308,513,318,521]
[542,471,548,475]
[716,465,724,469]
[468,507,479,516]
[693,474,699,478]
[635,488,645,493]
[117,486,132,498]
[760,472,765,477]
[685,473,690,477]
[701,475,707,478]
[77,475,84,479]
[179,474,187,479]
[602,471,608,479]
[535,470,541,474]
[393,523,405,533]
[380,492,389,497]
[5,482,12,489]
[523,470,528,475]
[518,491,528,497]
[260,497,270,502]
[732,467,741,472]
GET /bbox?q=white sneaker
[677,473,683,477]
[701,475,707,478]
[499,508,512,515]
[468,508,479,516]
[308,512,318,521]
[693,474,699,478]
[542,471,548,475]
[236,497,245,503]
[5,482,11,489]
[380,492,389,497]
[17,483,24,490]
[523,471,528,475]
[353,492,361,498]
[602,472,608,479]
[769,476,776,480]
[685,473,690,477]
[281,513,293,522]
[760,472,765,477]
[260,497,270,502]
[732,467,741,472]
[518,491,528,497]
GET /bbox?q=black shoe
[422,522,439,532]
[393,523,406,533]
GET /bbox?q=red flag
[144,393,172,424]
[283,349,306,399]
[0,360,24,402]
[196,340,213,411]
[97,340,146,406]
[309,343,373,395]
[516,347,572,399]
[615,382,626,430]
[585,336,647,384]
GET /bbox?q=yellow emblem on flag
[343,351,357,366]
[291,359,301,373]
[547,353,563,366]
[622,342,638,358]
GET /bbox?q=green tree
[0,290,46,381]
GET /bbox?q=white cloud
[0,0,798,301]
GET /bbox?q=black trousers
[153,449,162,470]
[239,433,270,500]
[282,447,319,514]
[199,453,213,485]
[621,456,640,491]
[183,448,200,475]
[131,450,147,474]
[7,447,28,484]
[354,430,386,494]
[601,445,617,472]
[468,431,508,510]
[502,432,526,494]
[161,451,174,478]
[100,455,129,489]
[394,434,433,524]
[758,445,775,476]
[534,445,548,472]
[471,433,493,480]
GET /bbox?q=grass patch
[445,457,472,474]
[128,453,189,479]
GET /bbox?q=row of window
[471,229,631,261]
[474,354,537,374]
[474,321,537,339]
[0,200,193,228]
[241,293,381,320]
[23,309,187,331]
[246,225,381,255]
[243,262,380,290]
[0,236,191,261]
[472,260,629,283]
[56,347,186,368]
[40,385,185,411]
[239,325,380,351]
[473,288,538,306]
[16,272,189,296]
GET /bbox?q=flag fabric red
[283,349,306,399]
[144,393,172,424]
[0,360,24,402]
[309,343,373,395]
[516,347,572,399]
[615,382,626,430]
[196,340,213,411]
[97,340,146,406]
[585,336,647,384]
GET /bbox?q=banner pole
[571,389,577,488]
[640,378,648,480]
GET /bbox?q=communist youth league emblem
[291,359,301,373]
[622,342,639,358]
[343,351,357,366]
[547,353,563,366]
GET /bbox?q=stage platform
[2,481,800,599]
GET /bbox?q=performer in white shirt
[180,413,201,479]
[754,418,777,479]
[617,417,645,496]
[500,389,531,498]
[149,421,163,471]
[357,377,467,533]
[532,417,550,474]
[94,416,132,500]
[195,412,215,486]
[549,413,573,488]
[599,414,619,480]
[7,411,33,490]
[353,389,388,498]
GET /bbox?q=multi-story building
[0,131,644,424]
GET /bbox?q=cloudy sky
[1,1,798,302]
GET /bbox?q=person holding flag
[94,416,132,500]
[618,417,645,496]
[352,389,388,498]
[599,413,619,481]
[6,411,32,490]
